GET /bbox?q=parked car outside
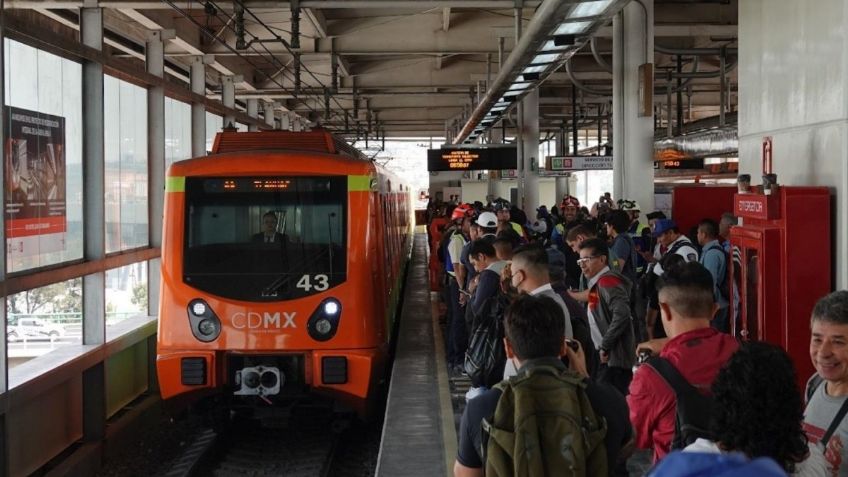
[7,317,65,341]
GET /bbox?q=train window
[181,176,347,301]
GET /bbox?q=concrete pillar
[81,4,105,347]
[553,135,568,202]
[221,75,237,127]
[612,0,654,210]
[488,121,504,199]
[520,89,540,218]
[739,0,848,287]
[80,3,106,444]
[190,55,211,157]
[264,101,275,127]
[146,29,173,317]
[246,98,259,131]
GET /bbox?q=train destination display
[427,146,517,171]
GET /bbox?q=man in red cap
[552,195,584,290]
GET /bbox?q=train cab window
[182,176,347,301]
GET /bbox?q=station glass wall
[104,75,148,254]
[165,97,191,168]
[3,39,84,273]
[105,262,147,325]
[205,112,222,154]
[7,277,82,368]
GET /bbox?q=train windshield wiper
[260,247,331,297]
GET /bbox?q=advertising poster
[4,106,67,259]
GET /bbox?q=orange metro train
[156,129,413,419]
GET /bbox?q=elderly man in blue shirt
[697,219,730,333]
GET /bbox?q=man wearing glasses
[577,237,636,396]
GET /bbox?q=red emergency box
[729,186,831,386]
[671,185,737,235]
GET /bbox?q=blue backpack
[649,451,788,477]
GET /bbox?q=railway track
[159,410,382,477]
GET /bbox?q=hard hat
[492,199,511,211]
[451,203,473,221]
[561,195,580,208]
[476,211,498,228]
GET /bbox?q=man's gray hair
[812,290,848,325]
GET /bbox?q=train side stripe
[166,176,185,192]
[348,175,374,192]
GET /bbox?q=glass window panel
[106,262,148,325]
[205,112,223,154]
[104,75,148,253]
[165,97,192,169]
[237,122,248,132]
[7,278,82,368]
[4,39,84,273]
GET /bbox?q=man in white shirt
[503,245,572,378]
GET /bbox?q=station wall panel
[7,376,83,476]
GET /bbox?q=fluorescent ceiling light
[523,65,547,74]
[490,106,506,112]
[554,21,592,36]
[540,40,569,52]
[570,0,613,18]
[494,102,510,108]
[531,53,560,64]
[508,83,531,91]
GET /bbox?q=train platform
[376,233,457,477]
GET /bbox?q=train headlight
[308,298,342,342]
[315,318,333,335]
[198,319,218,336]
[323,301,339,316]
[192,302,208,316]
[187,299,222,342]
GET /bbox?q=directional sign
[546,156,613,171]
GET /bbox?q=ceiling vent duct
[453,0,629,144]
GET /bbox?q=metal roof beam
[5,1,542,8]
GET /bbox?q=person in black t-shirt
[454,295,633,477]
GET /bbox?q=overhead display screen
[427,146,517,171]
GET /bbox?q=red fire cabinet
[729,187,831,386]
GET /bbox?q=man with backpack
[628,262,738,463]
[696,219,730,333]
[454,294,632,477]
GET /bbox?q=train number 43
[296,274,330,292]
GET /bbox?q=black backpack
[702,243,730,302]
[464,287,510,388]
[645,356,715,449]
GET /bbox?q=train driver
[252,211,287,244]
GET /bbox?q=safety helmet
[492,199,511,212]
[476,211,498,228]
[618,199,641,211]
[561,195,580,208]
[451,203,474,221]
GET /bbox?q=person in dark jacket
[578,238,636,396]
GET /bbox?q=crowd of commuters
[424,194,848,476]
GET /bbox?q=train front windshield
[182,176,347,301]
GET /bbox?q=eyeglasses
[576,255,601,265]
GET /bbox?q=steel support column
[612,0,654,211]
[146,29,173,318]
[190,55,211,157]
[246,98,259,131]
